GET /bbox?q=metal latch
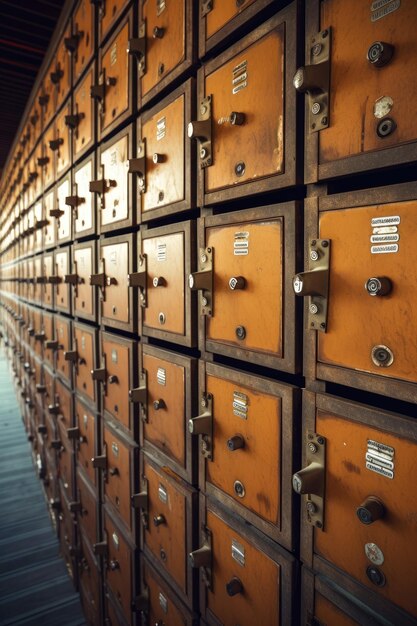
[38,94,49,107]
[64,350,78,362]
[50,65,63,84]
[188,95,212,168]
[128,140,146,193]
[292,431,326,530]
[189,526,212,590]
[49,207,64,218]
[129,371,147,421]
[189,247,213,317]
[201,0,213,17]
[49,138,63,151]
[128,254,147,307]
[132,478,148,528]
[37,156,49,167]
[64,114,82,129]
[132,586,149,613]
[93,541,108,557]
[189,392,213,460]
[293,28,331,133]
[90,259,107,301]
[92,454,107,470]
[91,366,107,383]
[293,239,330,332]
[128,22,146,77]
[66,427,80,440]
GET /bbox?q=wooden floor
[0,351,86,626]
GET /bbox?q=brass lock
[227,435,245,451]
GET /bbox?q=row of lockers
[2,305,417,626]
[3,0,417,234]
[2,179,417,403]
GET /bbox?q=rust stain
[342,459,361,474]
[256,491,271,511]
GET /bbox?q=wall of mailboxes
[0,0,416,624]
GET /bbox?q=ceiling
[0,0,64,175]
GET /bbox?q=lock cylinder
[357,496,385,525]
[226,577,244,597]
[365,277,392,297]
[367,42,394,68]
[227,435,245,451]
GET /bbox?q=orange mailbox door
[55,317,72,382]
[143,559,189,626]
[205,0,257,40]
[74,67,94,159]
[142,232,185,335]
[315,410,417,618]
[207,509,280,626]
[55,250,70,312]
[73,0,94,81]
[204,27,284,193]
[142,352,186,469]
[56,105,70,176]
[141,0,185,99]
[102,335,132,432]
[207,219,282,356]
[75,399,96,485]
[101,22,129,133]
[144,458,187,594]
[315,593,360,626]
[104,514,133,624]
[141,93,185,215]
[206,373,281,525]
[74,244,95,319]
[319,0,417,164]
[318,200,417,384]
[74,325,96,403]
[104,426,133,531]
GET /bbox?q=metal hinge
[292,431,326,530]
[127,254,147,307]
[188,96,212,169]
[188,392,213,460]
[293,239,330,332]
[128,22,146,77]
[128,139,146,193]
[129,371,148,421]
[189,525,212,590]
[189,247,213,317]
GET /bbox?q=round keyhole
[376,118,396,138]
[234,480,245,498]
[158,312,166,325]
